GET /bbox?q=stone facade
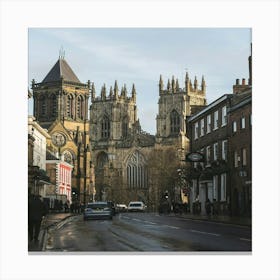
[90,73,207,208]
[31,57,94,204]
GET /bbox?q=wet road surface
[45,212,251,252]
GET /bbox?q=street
[44,212,251,252]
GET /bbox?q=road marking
[164,225,180,229]
[132,218,142,222]
[190,229,220,236]
[239,238,251,242]
[145,221,157,225]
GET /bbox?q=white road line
[190,229,220,236]
[239,238,251,242]
[164,225,180,229]
[145,221,157,225]
[132,218,142,222]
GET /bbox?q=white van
[128,201,146,212]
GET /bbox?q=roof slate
[42,58,81,83]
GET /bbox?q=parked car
[127,201,146,212]
[116,204,128,212]
[83,202,113,220]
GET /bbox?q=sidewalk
[169,212,251,227]
[28,212,78,252]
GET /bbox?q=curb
[41,214,79,251]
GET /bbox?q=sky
[28,28,251,134]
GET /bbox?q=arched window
[122,116,128,138]
[40,95,47,116]
[63,150,73,165]
[126,151,147,189]
[51,94,57,117]
[101,116,110,139]
[96,152,108,170]
[66,95,74,118]
[77,95,84,119]
[170,109,180,135]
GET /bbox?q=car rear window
[130,203,142,207]
[87,203,108,209]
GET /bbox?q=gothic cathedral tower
[90,81,140,202]
[156,72,206,149]
[31,54,94,204]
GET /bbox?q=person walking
[28,194,47,244]
[205,198,212,218]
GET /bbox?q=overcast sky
[28,28,251,134]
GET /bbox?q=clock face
[52,132,66,147]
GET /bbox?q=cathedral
[31,54,207,209]
[90,72,207,209]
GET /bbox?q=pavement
[168,212,251,227]
[28,212,79,252]
[28,211,251,252]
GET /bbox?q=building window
[126,151,147,189]
[170,110,180,135]
[122,117,128,138]
[194,122,199,139]
[232,121,237,133]
[51,94,57,117]
[101,116,110,139]
[67,95,74,118]
[220,173,227,201]
[213,142,218,161]
[213,175,218,200]
[77,96,84,119]
[40,95,47,116]
[206,146,211,164]
[214,110,219,130]
[249,114,252,126]
[200,119,205,136]
[207,114,211,133]
[63,150,73,164]
[221,106,227,126]
[242,148,247,166]
[96,152,108,170]
[222,140,227,161]
[234,151,239,167]
[241,117,246,129]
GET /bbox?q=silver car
[83,202,113,220]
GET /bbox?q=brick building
[228,90,252,216]
[187,94,233,215]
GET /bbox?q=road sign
[185,152,204,162]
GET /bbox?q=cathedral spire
[114,80,119,96]
[101,84,106,100]
[171,76,176,93]
[176,79,180,92]
[159,74,164,93]
[132,83,136,101]
[123,84,127,98]
[167,79,171,93]
[109,86,113,99]
[201,75,206,92]
[185,72,190,93]
[91,82,96,100]
[194,76,198,91]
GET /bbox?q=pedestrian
[28,194,47,244]
[64,201,69,213]
[205,198,211,218]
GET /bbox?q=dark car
[83,202,113,220]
